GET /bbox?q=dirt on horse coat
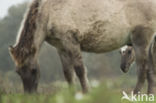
[9,0,156,93]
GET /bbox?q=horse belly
[80,23,130,53]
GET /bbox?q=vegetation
[0,85,128,103]
[0,79,155,103]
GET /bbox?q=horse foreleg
[58,30,89,93]
[58,48,89,93]
[73,55,89,93]
[58,51,75,86]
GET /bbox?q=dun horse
[9,0,156,93]
[120,45,156,94]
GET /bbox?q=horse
[120,44,156,94]
[9,0,156,94]
[120,45,135,73]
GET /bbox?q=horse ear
[9,45,15,54]
[9,45,19,66]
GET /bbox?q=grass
[0,75,155,103]
[0,82,155,103]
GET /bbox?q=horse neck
[13,0,44,59]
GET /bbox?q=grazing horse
[9,0,156,93]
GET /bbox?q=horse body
[41,0,134,52]
[9,0,156,93]
[39,0,156,53]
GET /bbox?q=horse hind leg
[131,25,154,94]
[133,61,148,94]
[147,68,155,94]
[147,37,156,94]
[152,35,156,74]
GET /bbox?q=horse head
[9,44,39,93]
[120,46,135,73]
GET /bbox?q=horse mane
[10,0,41,64]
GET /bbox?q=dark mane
[12,0,40,63]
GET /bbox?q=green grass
[0,82,155,103]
